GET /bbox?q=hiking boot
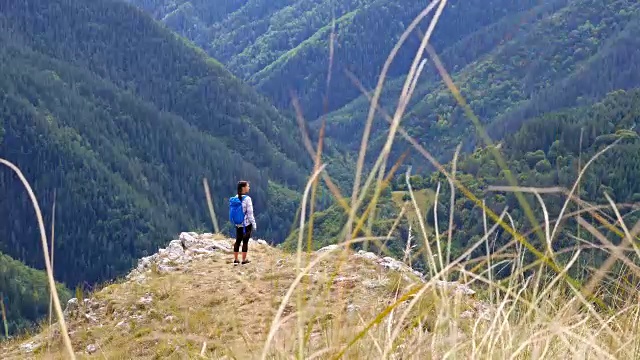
[233,260,240,265]
[241,259,251,265]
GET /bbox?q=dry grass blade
[604,193,640,260]
[260,235,389,360]
[433,181,444,273]
[576,215,640,298]
[396,117,574,285]
[0,158,75,359]
[405,166,437,278]
[348,0,442,238]
[47,188,57,354]
[296,164,328,281]
[202,178,220,234]
[532,248,583,312]
[350,150,409,241]
[487,185,566,194]
[482,198,492,303]
[447,144,461,269]
[290,95,382,247]
[343,67,572,286]
[425,43,547,252]
[363,0,449,234]
[488,276,533,356]
[264,163,324,359]
[299,130,326,357]
[307,120,326,253]
[0,295,8,338]
[532,192,552,255]
[486,185,639,249]
[568,193,640,243]
[549,139,622,242]
[630,219,640,239]
[379,207,510,358]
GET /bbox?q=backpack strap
[238,195,247,235]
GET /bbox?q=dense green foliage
[126,0,546,119]
[282,89,640,280]
[0,0,316,290]
[0,251,71,338]
[322,0,640,170]
[410,89,640,277]
[132,0,640,177]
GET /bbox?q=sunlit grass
[1,0,640,358]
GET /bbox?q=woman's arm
[245,196,257,230]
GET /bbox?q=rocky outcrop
[14,233,488,356]
[317,245,492,321]
[126,232,268,284]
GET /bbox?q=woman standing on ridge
[229,180,256,265]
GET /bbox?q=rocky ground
[2,232,491,359]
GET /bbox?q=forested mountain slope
[0,0,313,293]
[126,0,640,174]
[322,0,640,169]
[285,89,640,278]
[0,251,71,338]
[421,88,640,276]
[125,0,547,119]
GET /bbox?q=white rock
[208,241,232,253]
[347,304,360,313]
[86,344,97,354]
[334,276,359,283]
[434,280,476,296]
[138,294,153,306]
[190,248,214,255]
[316,244,340,253]
[64,298,79,316]
[474,303,492,321]
[355,250,379,261]
[167,240,186,252]
[20,341,40,353]
[179,232,197,248]
[129,314,144,321]
[354,251,424,279]
[363,278,389,289]
[380,256,405,272]
[249,238,269,246]
[84,313,99,323]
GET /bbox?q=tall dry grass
[0,159,75,359]
[2,0,639,358]
[262,0,640,358]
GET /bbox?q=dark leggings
[234,224,253,252]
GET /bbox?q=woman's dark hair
[237,180,248,200]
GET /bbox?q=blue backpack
[229,195,246,228]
